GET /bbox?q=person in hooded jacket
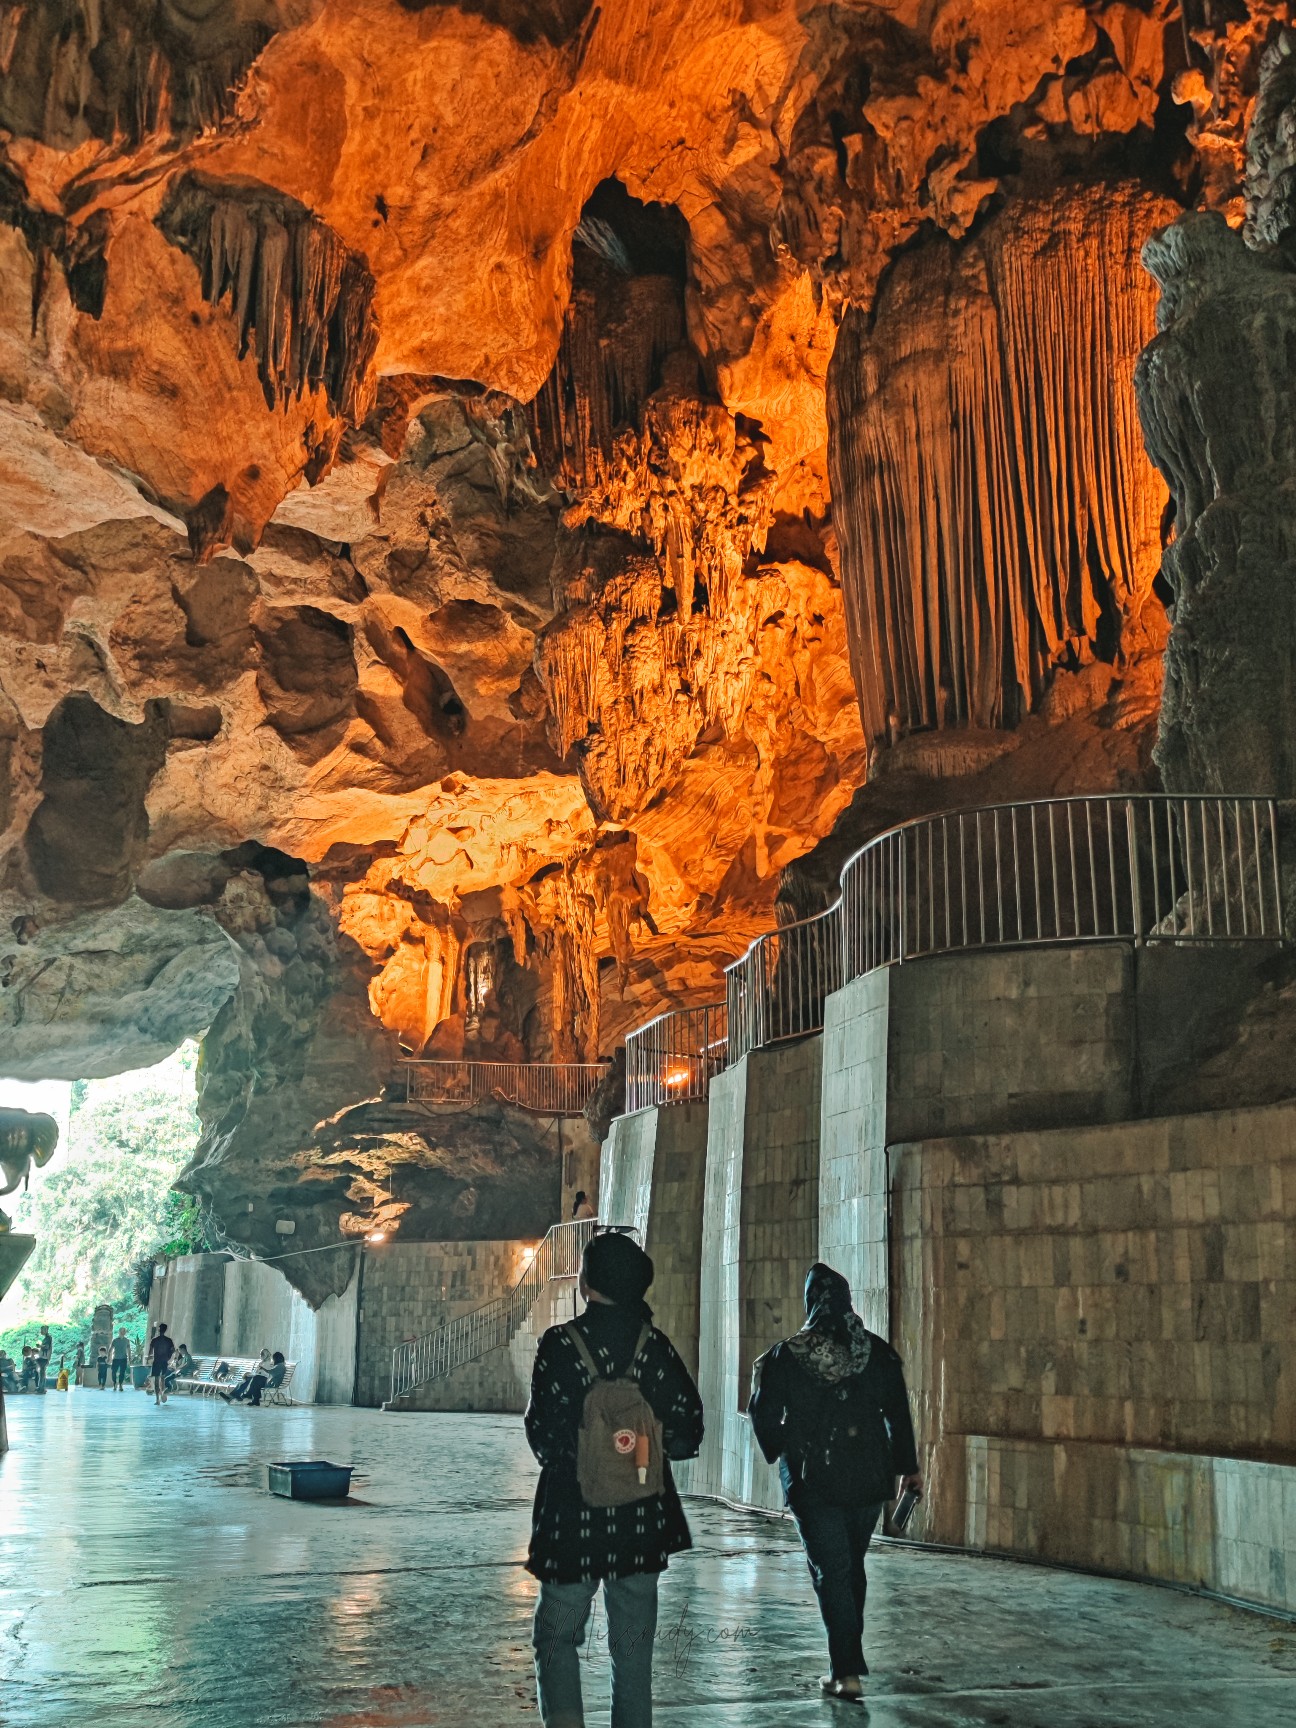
[525,1229,703,1728]
[749,1262,922,1703]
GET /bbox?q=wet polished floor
[1,1392,1293,1726]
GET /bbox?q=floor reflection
[1,1395,1293,1726]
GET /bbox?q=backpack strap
[629,1324,653,1373]
[564,1321,653,1381]
[564,1322,602,1381]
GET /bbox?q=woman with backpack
[749,1262,922,1704]
[525,1229,703,1728]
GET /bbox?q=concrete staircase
[383,1219,628,1410]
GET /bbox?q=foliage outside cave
[0,1045,206,1363]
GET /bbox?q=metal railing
[403,1059,609,1116]
[839,794,1283,974]
[624,1003,728,1112]
[726,906,842,1063]
[386,1218,634,1406]
[618,792,1283,1090]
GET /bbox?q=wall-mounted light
[274,1219,296,1236]
[365,1231,386,1244]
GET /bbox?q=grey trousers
[533,1571,659,1728]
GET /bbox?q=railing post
[1126,798,1144,942]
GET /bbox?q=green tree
[0,1045,203,1360]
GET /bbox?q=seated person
[224,1350,285,1407]
[221,1349,273,1403]
[19,1347,39,1390]
[210,1359,233,1382]
[166,1343,195,1388]
[0,1351,16,1393]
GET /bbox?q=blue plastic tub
[268,1460,354,1500]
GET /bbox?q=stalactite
[159,173,379,422]
[528,272,686,490]
[828,185,1171,744]
[0,0,279,151]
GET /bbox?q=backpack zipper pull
[635,1430,650,1484]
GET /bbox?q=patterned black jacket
[525,1301,704,1583]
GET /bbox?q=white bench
[174,1356,296,1403]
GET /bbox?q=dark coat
[748,1329,919,1508]
[525,1301,704,1583]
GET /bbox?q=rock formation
[0,1,1289,1289]
[1138,27,1296,797]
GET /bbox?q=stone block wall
[149,1252,230,1355]
[220,1255,359,1406]
[149,1250,360,1404]
[600,1102,708,1376]
[357,1239,533,1411]
[819,970,890,1331]
[895,1102,1296,1488]
[885,946,1135,1141]
[598,938,1296,1617]
[685,1039,821,1510]
[954,1438,1296,1616]
[819,947,1142,1338]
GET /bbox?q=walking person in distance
[749,1262,922,1704]
[526,1230,703,1728]
[147,1323,175,1404]
[110,1327,131,1391]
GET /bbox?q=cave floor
[1,1394,1293,1728]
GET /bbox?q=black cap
[582,1232,654,1307]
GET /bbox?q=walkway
[1,1394,1293,1726]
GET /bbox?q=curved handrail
[725,903,842,1064]
[403,1059,609,1116]
[625,1002,728,1112]
[623,793,1284,1093]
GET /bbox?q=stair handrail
[386,1217,639,1405]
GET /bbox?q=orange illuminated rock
[0,0,1275,1285]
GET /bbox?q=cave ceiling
[0,0,1284,1283]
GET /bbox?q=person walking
[749,1262,922,1704]
[110,1328,131,1391]
[147,1324,175,1405]
[526,1230,703,1728]
[95,1344,109,1389]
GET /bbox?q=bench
[173,1356,296,1404]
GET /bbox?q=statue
[0,1110,60,1198]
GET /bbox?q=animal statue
[0,1110,60,1197]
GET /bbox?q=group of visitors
[0,1325,53,1394]
[524,1231,921,1722]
